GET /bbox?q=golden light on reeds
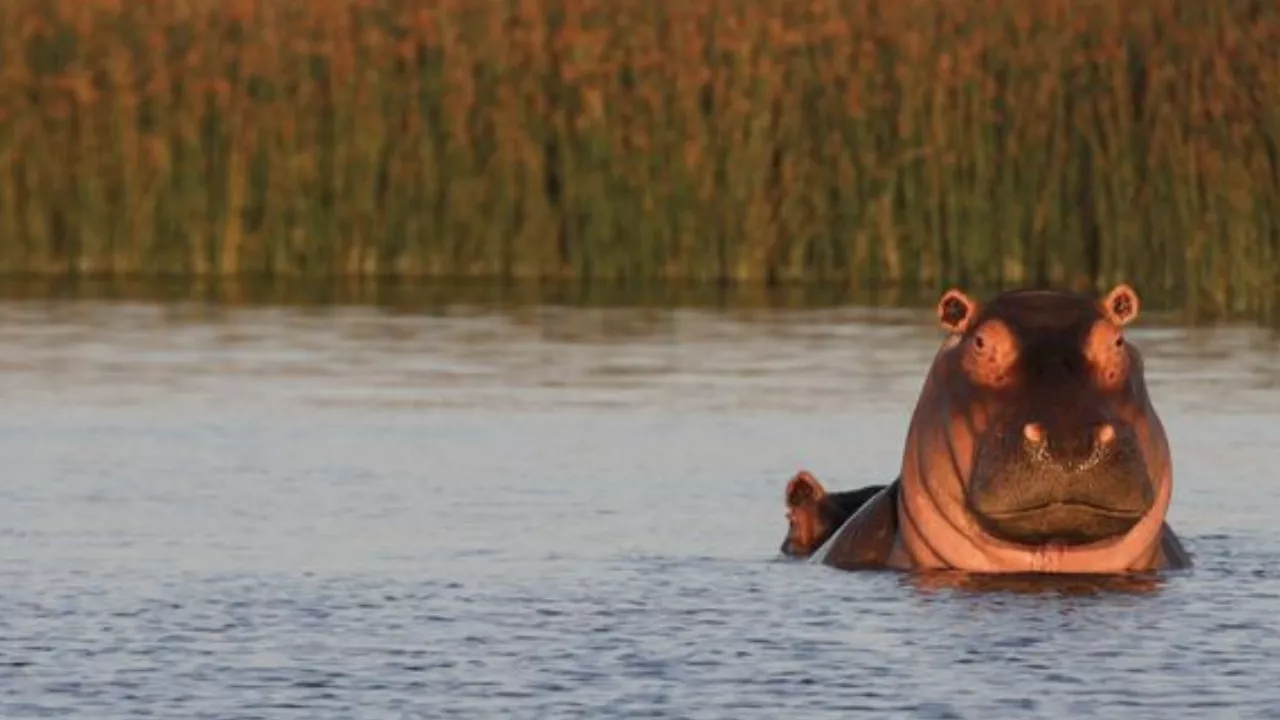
[0,0,1276,318]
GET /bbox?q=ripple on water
[1,301,1279,719]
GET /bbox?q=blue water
[2,300,1279,718]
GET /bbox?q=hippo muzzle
[967,413,1155,546]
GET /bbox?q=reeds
[0,0,1277,317]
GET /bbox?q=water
[2,294,1280,719]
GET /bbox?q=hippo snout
[1020,420,1125,474]
[967,422,1156,546]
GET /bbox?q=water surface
[2,295,1280,719]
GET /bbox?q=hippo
[803,284,1192,574]
[780,471,888,558]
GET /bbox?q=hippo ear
[786,471,826,507]
[1101,284,1141,327]
[936,289,978,334]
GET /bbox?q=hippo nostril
[1023,422,1044,445]
[1095,424,1116,448]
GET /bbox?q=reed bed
[0,0,1278,317]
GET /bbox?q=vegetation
[0,0,1277,318]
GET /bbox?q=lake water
[2,292,1280,719]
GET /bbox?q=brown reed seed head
[0,0,1273,318]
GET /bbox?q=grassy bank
[0,0,1277,317]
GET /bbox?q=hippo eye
[1085,319,1130,389]
[960,319,1017,388]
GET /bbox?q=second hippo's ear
[1101,283,1141,327]
[937,289,978,334]
[786,471,826,507]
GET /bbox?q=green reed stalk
[0,0,1277,319]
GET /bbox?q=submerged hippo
[780,471,887,558]
[794,284,1191,573]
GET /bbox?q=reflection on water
[903,571,1169,597]
[1,284,1277,417]
[2,281,1280,719]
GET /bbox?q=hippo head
[780,472,891,559]
[778,471,849,556]
[811,282,1184,574]
[930,284,1162,549]
[780,471,835,557]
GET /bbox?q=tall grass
[0,0,1277,317]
